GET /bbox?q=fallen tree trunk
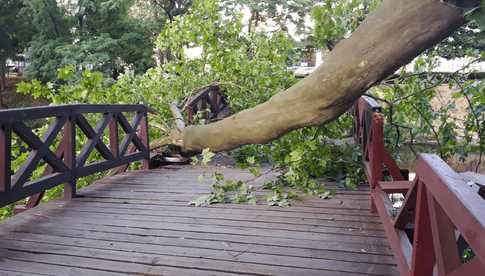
[164,0,465,153]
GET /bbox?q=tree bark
[168,0,465,153]
[0,59,6,92]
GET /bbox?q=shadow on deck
[0,165,397,276]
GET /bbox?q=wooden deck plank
[12,223,393,255]
[0,258,125,276]
[87,183,373,199]
[1,249,251,276]
[33,209,386,237]
[46,208,384,232]
[77,191,373,210]
[8,231,395,264]
[0,165,398,275]
[1,239,397,275]
[6,215,389,245]
[62,201,385,229]
[74,197,379,218]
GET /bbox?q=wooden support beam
[410,183,435,275]
[140,112,150,170]
[63,118,76,200]
[0,124,11,193]
[371,187,411,276]
[109,114,119,157]
[427,189,461,275]
[378,180,413,194]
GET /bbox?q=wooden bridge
[0,99,483,275]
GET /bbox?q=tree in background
[311,0,380,50]
[435,21,485,59]
[132,0,193,64]
[221,0,316,36]
[21,0,157,82]
[147,0,193,23]
[0,0,33,92]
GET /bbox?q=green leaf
[191,156,199,165]
[467,6,485,30]
[57,65,76,81]
[249,167,261,177]
[319,190,332,200]
[276,199,290,207]
[246,156,256,165]
[188,195,211,207]
[15,81,31,94]
[213,172,225,182]
[289,149,304,162]
[201,148,215,165]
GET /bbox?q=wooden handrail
[352,96,406,207]
[0,104,151,209]
[183,84,230,124]
[352,97,485,276]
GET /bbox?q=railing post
[369,113,384,213]
[352,103,360,144]
[210,89,220,114]
[0,124,11,193]
[410,181,435,275]
[140,111,150,170]
[63,115,76,200]
[426,186,462,275]
[109,113,119,158]
[370,113,384,189]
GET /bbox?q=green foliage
[16,0,295,125]
[0,204,14,220]
[133,0,193,24]
[21,0,156,82]
[235,116,366,191]
[0,0,33,82]
[434,24,485,59]
[0,0,31,55]
[444,0,484,27]
[449,78,485,167]
[465,3,485,29]
[201,148,216,165]
[266,189,293,207]
[230,116,362,207]
[189,170,256,206]
[190,149,259,206]
[435,1,485,59]
[370,55,484,169]
[155,0,296,112]
[221,0,316,36]
[462,247,475,262]
[16,0,295,126]
[311,0,380,49]
[191,148,216,166]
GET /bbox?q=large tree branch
[170,0,465,153]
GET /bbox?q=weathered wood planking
[0,165,398,275]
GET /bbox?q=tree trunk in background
[0,76,4,92]
[0,59,5,92]
[165,0,465,153]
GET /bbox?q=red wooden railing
[0,104,150,210]
[183,84,230,124]
[353,97,485,276]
